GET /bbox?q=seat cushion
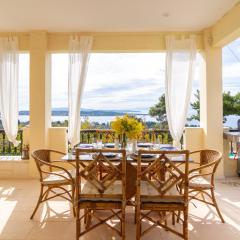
[140,181,184,204]
[189,173,212,189]
[80,180,123,200]
[43,169,75,185]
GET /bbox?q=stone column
[200,29,224,178]
[29,31,51,177]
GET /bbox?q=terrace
[0,0,240,240]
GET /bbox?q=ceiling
[0,0,238,32]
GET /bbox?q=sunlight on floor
[0,179,239,240]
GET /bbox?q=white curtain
[0,37,19,147]
[68,36,93,148]
[165,36,196,148]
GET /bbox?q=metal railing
[79,129,172,144]
[0,129,23,156]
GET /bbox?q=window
[18,53,30,125]
[222,38,240,128]
[51,52,200,127]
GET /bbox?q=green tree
[149,94,168,128]
[81,117,93,129]
[149,91,240,127]
[189,90,240,123]
[188,89,200,121]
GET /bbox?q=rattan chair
[136,150,189,240]
[30,149,76,219]
[186,149,224,223]
[75,148,126,239]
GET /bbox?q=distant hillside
[19,108,141,117]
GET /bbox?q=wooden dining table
[62,143,191,200]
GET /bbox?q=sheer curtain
[68,36,93,148]
[0,37,20,146]
[165,36,196,148]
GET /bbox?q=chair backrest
[32,149,51,163]
[31,149,51,181]
[137,150,189,202]
[32,149,73,185]
[200,149,222,167]
[197,149,222,182]
[32,149,65,181]
[75,148,126,200]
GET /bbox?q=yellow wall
[49,127,68,153]
[0,31,204,52]
[212,1,240,47]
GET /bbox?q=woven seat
[189,174,212,189]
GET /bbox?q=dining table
[62,143,192,200]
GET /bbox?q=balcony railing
[80,129,172,144]
[0,128,172,155]
[0,129,23,156]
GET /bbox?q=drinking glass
[96,139,103,149]
[127,141,133,154]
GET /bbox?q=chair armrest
[189,160,217,177]
[191,161,200,165]
[51,160,76,168]
[190,150,202,155]
[50,150,66,155]
[39,159,75,182]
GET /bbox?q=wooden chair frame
[75,148,126,240]
[136,150,189,240]
[30,149,76,219]
[186,149,225,223]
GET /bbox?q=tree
[149,90,240,127]
[81,117,93,129]
[188,89,200,121]
[149,94,168,128]
[189,90,240,123]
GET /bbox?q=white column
[29,31,51,177]
[200,29,224,178]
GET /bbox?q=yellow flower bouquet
[111,115,144,143]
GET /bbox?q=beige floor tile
[0,179,240,240]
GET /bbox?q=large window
[18,53,30,125]
[51,53,200,127]
[222,38,240,129]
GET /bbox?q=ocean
[18,114,240,129]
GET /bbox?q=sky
[18,38,240,112]
[51,52,201,112]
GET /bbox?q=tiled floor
[0,179,240,240]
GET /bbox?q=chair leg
[30,185,44,219]
[72,185,76,217]
[76,205,80,240]
[134,205,137,224]
[183,207,188,240]
[84,209,87,224]
[136,207,141,240]
[210,189,225,223]
[121,206,126,240]
[172,211,175,225]
[177,210,181,223]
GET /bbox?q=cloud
[19,41,240,112]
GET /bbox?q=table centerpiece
[111,115,144,149]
